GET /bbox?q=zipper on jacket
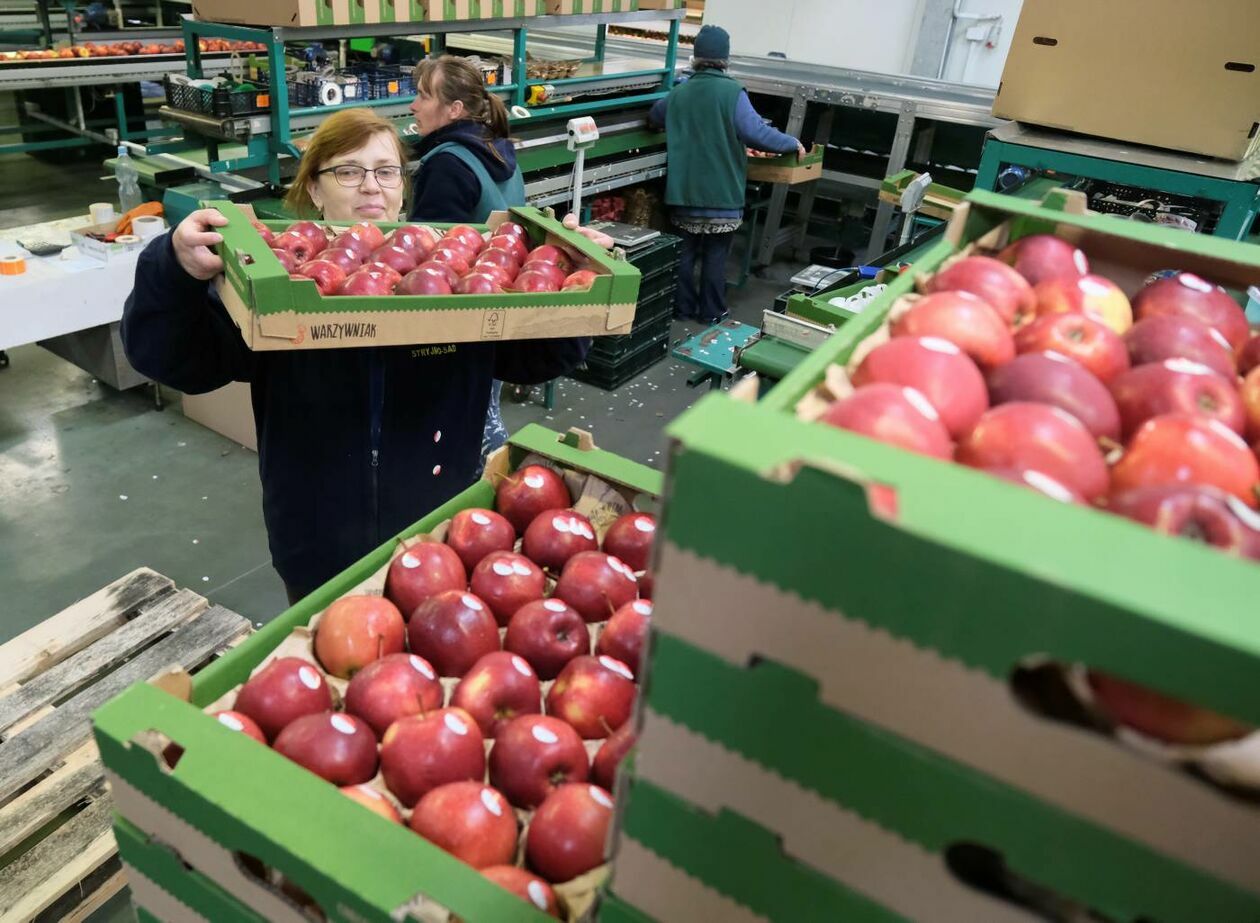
[368,351,385,544]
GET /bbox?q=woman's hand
[172,208,229,281]
[562,212,615,250]
[796,140,808,160]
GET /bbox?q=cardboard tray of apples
[794,188,1260,791]
[183,429,659,921]
[211,200,642,351]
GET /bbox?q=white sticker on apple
[1178,272,1214,293]
[532,724,559,745]
[1207,418,1248,448]
[544,599,568,613]
[599,656,634,680]
[493,561,514,577]
[298,666,322,690]
[432,465,442,476]
[919,336,961,355]
[480,788,504,816]
[527,881,549,910]
[471,511,491,526]
[900,387,940,422]
[410,655,436,679]
[463,594,485,611]
[633,601,653,617]
[1073,249,1088,275]
[433,430,442,443]
[512,561,533,576]
[444,713,470,735]
[524,473,545,489]
[401,553,420,569]
[331,715,357,735]
[1164,358,1215,376]
[633,517,656,533]
[1208,328,1232,350]
[218,713,245,732]
[589,786,614,808]
[1022,470,1076,504]
[1080,276,1112,297]
[553,517,572,534]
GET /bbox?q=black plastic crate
[630,284,677,329]
[637,270,678,306]
[622,232,681,278]
[346,64,414,100]
[589,311,672,363]
[570,331,670,390]
[163,75,269,117]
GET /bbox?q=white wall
[705,0,1024,87]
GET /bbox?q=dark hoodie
[409,119,518,222]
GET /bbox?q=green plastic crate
[211,202,640,350]
[612,189,1260,922]
[93,425,662,923]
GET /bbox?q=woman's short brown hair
[283,107,410,217]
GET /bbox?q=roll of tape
[319,82,343,107]
[510,105,531,119]
[115,234,141,245]
[132,215,165,240]
[0,255,26,275]
[90,202,116,224]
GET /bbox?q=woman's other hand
[562,212,615,250]
[172,208,229,281]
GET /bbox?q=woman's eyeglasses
[317,165,404,188]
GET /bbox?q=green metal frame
[975,135,1260,241]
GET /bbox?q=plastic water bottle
[115,145,142,214]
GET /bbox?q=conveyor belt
[0,50,240,90]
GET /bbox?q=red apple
[427,247,472,276]
[546,654,636,739]
[410,781,518,869]
[1132,272,1250,354]
[316,247,365,275]
[554,552,639,623]
[1124,315,1237,379]
[274,712,379,785]
[343,221,385,252]
[819,383,954,460]
[957,402,1110,502]
[380,708,486,807]
[924,254,1035,326]
[452,651,543,737]
[359,262,404,286]
[295,259,348,296]
[446,507,517,572]
[512,269,562,293]
[472,263,515,289]
[851,336,988,438]
[437,237,479,263]
[455,272,505,295]
[332,228,379,259]
[489,714,589,809]
[1014,313,1130,383]
[495,465,572,534]
[340,784,403,824]
[445,224,487,253]
[233,657,334,742]
[487,234,529,264]
[1087,671,1252,746]
[369,244,420,275]
[336,269,398,296]
[504,598,591,680]
[982,467,1086,504]
[1106,484,1260,559]
[637,571,654,600]
[481,866,561,919]
[987,352,1122,442]
[270,247,300,273]
[601,513,656,573]
[1031,274,1133,334]
[1111,413,1260,507]
[250,219,276,246]
[523,509,599,571]
[396,267,453,295]
[526,783,614,883]
[1242,367,1260,440]
[271,230,320,265]
[889,291,1015,370]
[525,245,574,274]
[210,710,267,744]
[344,652,443,738]
[591,722,636,792]
[470,551,547,625]
[285,220,329,254]
[415,260,461,289]
[407,590,501,678]
[384,542,467,618]
[476,247,522,276]
[493,221,528,240]
[1109,359,1245,440]
[595,599,652,678]
[519,261,567,289]
[1240,335,1260,377]
[998,233,1089,287]
[314,594,406,679]
[562,270,600,291]
[385,224,436,259]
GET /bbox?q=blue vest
[419,142,527,220]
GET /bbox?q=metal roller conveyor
[0,50,241,90]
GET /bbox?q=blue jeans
[675,229,735,322]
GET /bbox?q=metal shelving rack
[169,8,684,187]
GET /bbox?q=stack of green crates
[571,232,680,391]
[605,190,1260,922]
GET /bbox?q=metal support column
[754,88,808,268]
[593,23,607,64]
[791,105,834,260]
[512,26,527,109]
[661,17,680,88]
[864,103,916,262]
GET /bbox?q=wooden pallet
[0,569,252,923]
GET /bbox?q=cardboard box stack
[191,0,544,28]
[94,425,662,922]
[546,0,637,14]
[606,190,1260,922]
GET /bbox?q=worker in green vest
[649,25,804,323]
